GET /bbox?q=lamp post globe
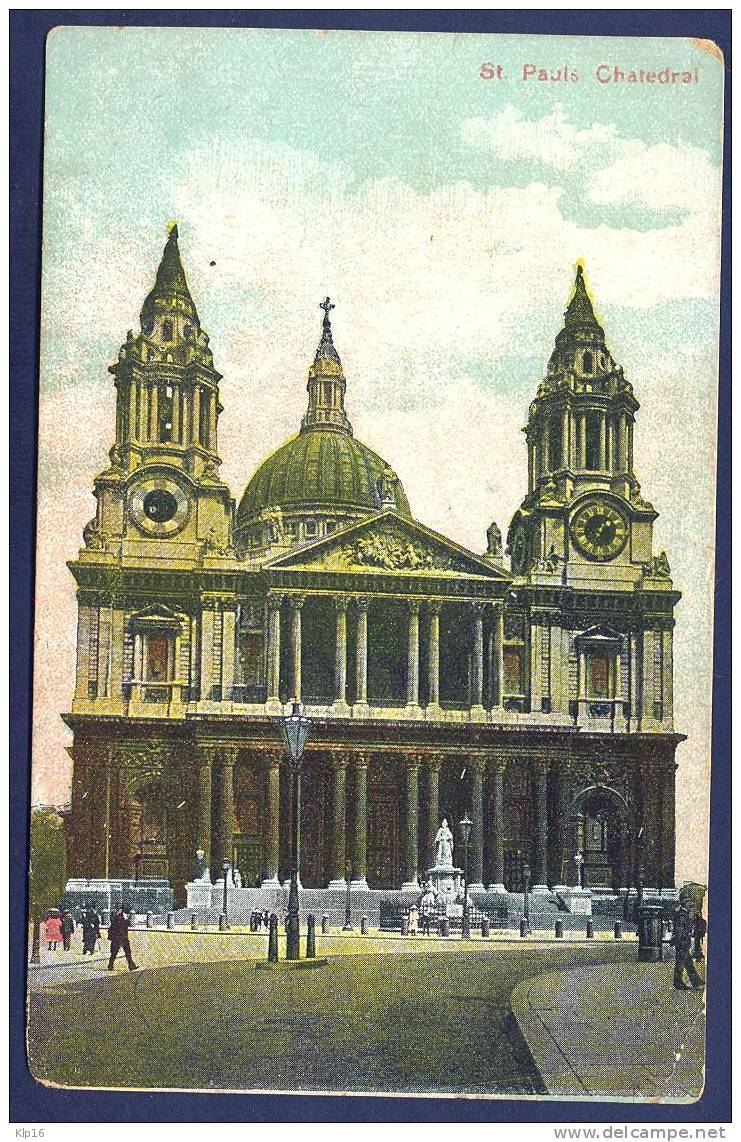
[280,701,311,960]
[459,814,472,940]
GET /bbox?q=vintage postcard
[26,25,724,1103]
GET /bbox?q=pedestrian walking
[408,904,419,936]
[61,909,75,952]
[45,912,63,950]
[670,898,703,990]
[107,906,138,971]
[81,905,101,955]
[693,912,707,961]
[263,909,270,930]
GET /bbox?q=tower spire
[140,222,199,326]
[564,263,601,332]
[301,297,352,435]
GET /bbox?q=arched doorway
[130,782,169,880]
[570,785,630,890]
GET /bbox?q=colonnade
[265,592,506,713]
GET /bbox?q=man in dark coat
[61,909,75,952]
[670,899,703,990]
[107,906,138,971]
[81,905,101,955]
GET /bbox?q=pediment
[130,603,185,627]
[265,510,510,579]
[576,624,622,642]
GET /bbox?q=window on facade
[285,520,299,536]
[159,388,173,442]
[162,319,173,341]
[146,635,171,682]
[183,324,192,340]
[199,394,209,447]
[583,350,593,374]
[585,413,601,469]
[503,647,524,695]
[548,416,562,470]
[588,651,612,699]
[305,521,317,537]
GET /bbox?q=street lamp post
[281,701,311,960]
[343,858,353,931]
[574,850,584,889]
[523,861,531,934]
[459,814,472,940]
[221,859,230,925]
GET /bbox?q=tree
[29,807,67,918]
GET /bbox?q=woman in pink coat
[45,915,63,950]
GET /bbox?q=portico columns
[327,753,348,888]
[333,596,349,710]
[216,747,236,870]
[261,752,281,887]
[401,755,420,891]
[351,753,369,889]
[196,747,214,874]
[491,603,504,709]
[469,756,485,891]
[427,603,441,712]
[265,593,282,711]
[425,755,441,869]
[354,598,369,712]
[488,762,506,892]
[289,595,304,703]
[471,604,485,718]
[532,760,549,892]
[406,601,421,712]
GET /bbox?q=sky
[34,28,723,881]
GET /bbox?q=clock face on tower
[570,499,629,561]
[130,477,190,537]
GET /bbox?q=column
[661,762,676,890]
[491,603,504,708]
[561,408,570,470]
[469,756,485,891]
[599,413,607,469]
[471,604,485,717]
[200,598,217,701]
[402,755,420,890]
[488,762,506,892]
[221,604,237,702]
[192,384,201,446]
[527,441,535,491]
[327,753,348,887]
[425,755,441,870]
[529,619,542,713]
[149,382,159,442]
[662,628,674,727]
[216,748,236,871]
[265,593,282,710]
[196,748,214,874]
[553,764,571,890]
[640,630,654,729]
[532,761,549,891]
[261,752,281,886]
[354,598,369,710]
[171,383,181,442]
[606,415,614,471]
[427,603,441,711]
[405,601,421,710]
[578,413,587,468]
[333,596,349,709]
[128,379,137,442]
[351,753,368,889]
[289,595,303,703]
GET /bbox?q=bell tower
[507,264,665,589]
[81,224,233,562]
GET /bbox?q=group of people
[670,894,707,990]
[249,909,273,931]
[41,903,139,971]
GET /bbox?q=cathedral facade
[63,227,683,907]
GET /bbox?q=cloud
[462,104,617,169]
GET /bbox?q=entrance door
[367,794,399,888]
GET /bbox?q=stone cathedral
[63,226,683,911]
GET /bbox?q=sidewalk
[510,961,705,1102]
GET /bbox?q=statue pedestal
[185,878,214,909]
[425,864,464,909]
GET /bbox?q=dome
[237,428,410,525]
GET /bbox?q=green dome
[237,428,410,525]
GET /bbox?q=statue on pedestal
[193,849,211,883]
[434,819,454,868]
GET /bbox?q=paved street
[27,935,634,1095]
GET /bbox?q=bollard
[166,912,174,930]
[219,913,227,932]
[146,911,154,929]
[268,913,278,963]
[191,912,198,930]
[586,919,594,939]
[400,917,409,936]
[440,916,450,938]
[555,919,564,939]
[361,915,368,935]
[520,917,528,938]
[30,918,41,964]
[306,914,316,958]
[614,920,623,940]
[321,913,329,935]
[481,918,490,939]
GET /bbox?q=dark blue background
[10,8,731,1124]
